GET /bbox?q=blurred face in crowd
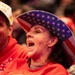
[0,15,12,51]
[13,9,22,30]
[26,25,58,60]
[62,0,73,4]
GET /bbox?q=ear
[8,25,13,36]
[48,37,58,47]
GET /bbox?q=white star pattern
[57,28,60,31]
[31,13,34,16]
[47,21,50,24]
[48,25,50,28]
[9,58,12,61]
[47,16,50,19]
[42,20,45,23]
[42,15,45,18]
[17,10,75,66]
[52,27,55,30]
[37,19,40,21]
[43,24,45,26]
[29,19,32,22]
[62,34,65,37]
[53,31,55,34]
[62,29,65,32]
[52,22,55,25]
[19,10,72,41]
[32,18,35,20]
[0,58,13,71]
[57,23,60,26]
[37,14,40,17]
[62,24,65,27]
[57,33,60,36]
[67,30,70,33]
[52,17,55,20]
[38,22,41,24]
[28,17,30,19]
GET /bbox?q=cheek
[0,33,8,47]
[35,39,48,49]
[0,34,4,39]
[0,34,6,41]
[0,31,8,40]
[37,36,49,45]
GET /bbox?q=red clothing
[2,58,69,75]
[0,36,27,72]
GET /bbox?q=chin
[27,52,37,59]
[27,52,34,58]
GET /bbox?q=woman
[2,10,75,75]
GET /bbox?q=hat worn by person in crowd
[0,1,13,25]
[17,10,75,64]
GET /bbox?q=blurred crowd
[0,0,75,74]
[1,0,75,44]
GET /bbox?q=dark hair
[0,11,10,27]
[64,2,75,17]
[48,38,73,69]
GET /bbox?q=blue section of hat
[19,10,72,41]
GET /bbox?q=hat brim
[16,10,75,62]
[0,1,13,25]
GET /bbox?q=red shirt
[2,58,69,75]
[0,36,27,73]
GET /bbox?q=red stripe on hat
[17,18,30,32]
[65,39,75,55]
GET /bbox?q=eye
[34,29,41,34]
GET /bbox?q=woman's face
[26,25,53,59]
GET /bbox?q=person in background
[12,5,34,45]
[1,10,75,75]
[60,1,75,37]
[63,2,75,73]
[64,2,75,25]
[55,0,74,17]
[0,1,28,74]
[67,64,75,75]
[12,6,26,45]
[64,2,75,36]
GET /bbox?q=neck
[30,53,50,70]
[30,59,49,70]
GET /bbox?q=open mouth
[27,41,35,47]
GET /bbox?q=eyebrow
[33,26,43,30]
[34,27,41,29]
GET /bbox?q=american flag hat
[17,10,75,63]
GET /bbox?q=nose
[26,32,33,38]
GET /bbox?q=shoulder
[48,62,67,71]
[43,62,69,75]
